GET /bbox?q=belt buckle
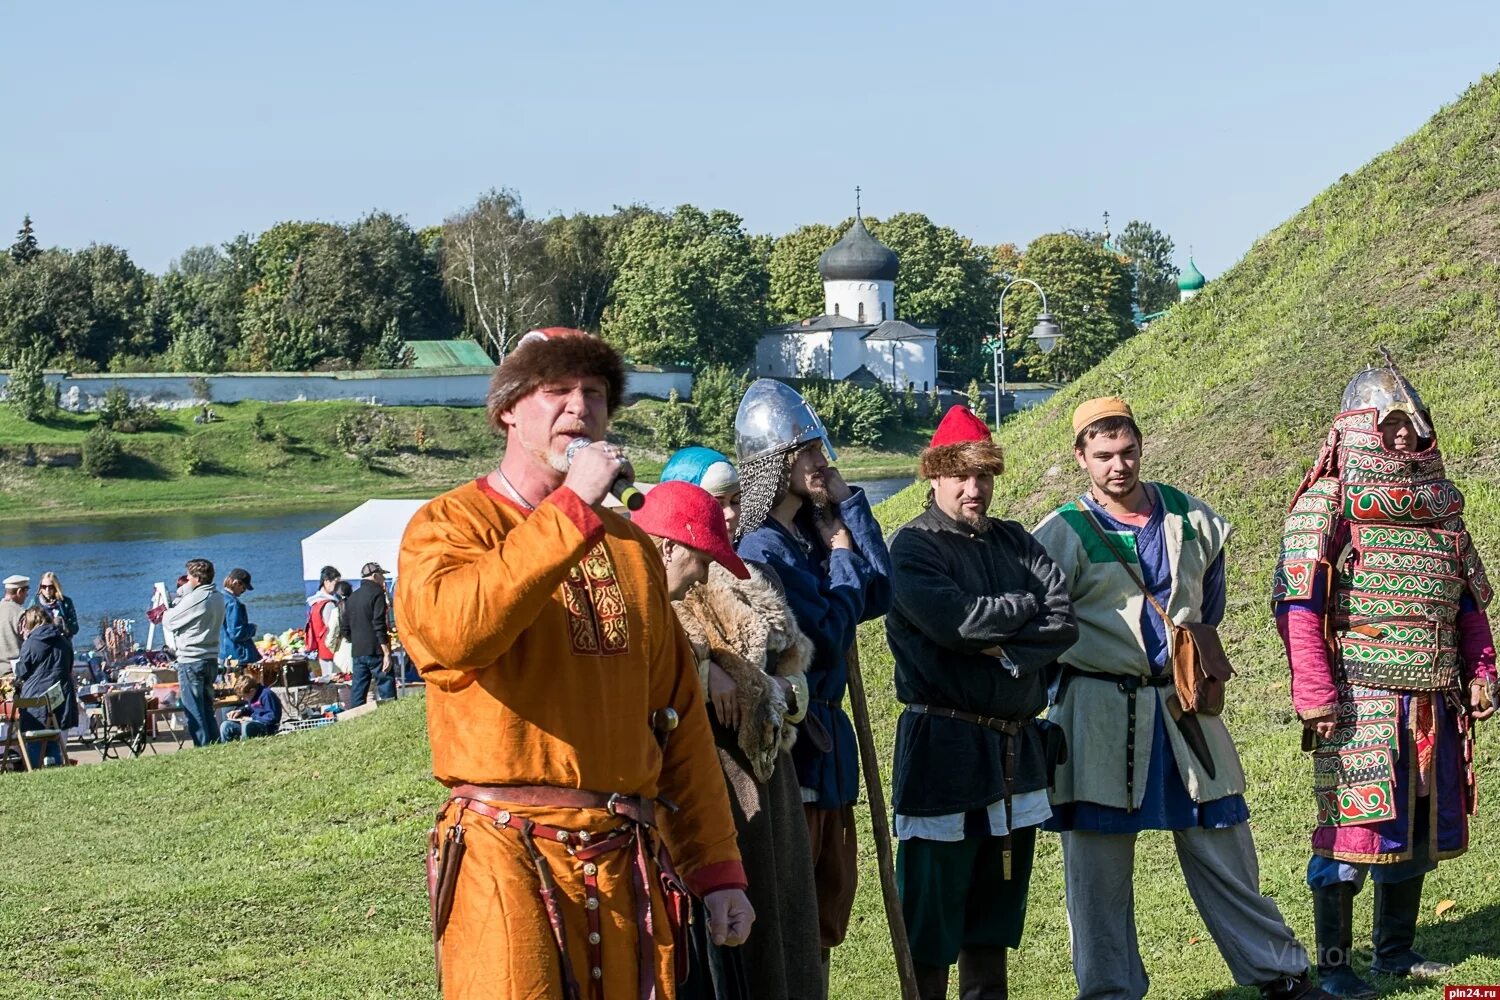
[606,792,625,817]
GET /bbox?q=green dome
[1178,257,1206,291]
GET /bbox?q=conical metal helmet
[734,379,838,465]
[1340,366,1433,441]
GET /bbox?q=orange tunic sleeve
[396,482,604,673]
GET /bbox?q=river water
[0,477,914,647]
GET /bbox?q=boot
[1258,972,1341,1000]
[1312,883,1377,998]
[1370,874,1453,978]
[913,962,950,1000]
[957,946,1007,1000]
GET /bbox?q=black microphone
[565,437,645,511]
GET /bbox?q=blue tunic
[737,488,892,809]
[1047,491,1248,833]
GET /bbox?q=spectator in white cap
[0,574,30,673]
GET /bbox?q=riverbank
[0,400,929,522]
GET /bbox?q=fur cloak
[675,562,813,783]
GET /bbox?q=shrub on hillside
[6,347,55,422]
[181,434,208,476]
[654,390,694,451]
[690,365,750,448]
[333,408,400,456]
[97,385,160,433]
[82,425,124,477]
[801,380,899,448]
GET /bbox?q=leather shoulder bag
[1073,500,1234,716]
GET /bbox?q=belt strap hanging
[444,792,688,1000]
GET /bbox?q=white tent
[300,499,427,596]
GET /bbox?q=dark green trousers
[897,824,1037,967]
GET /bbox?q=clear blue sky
[6,1,1500,280]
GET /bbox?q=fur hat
[486,328,626,429]
[918,405,1005,480]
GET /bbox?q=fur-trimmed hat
[918,405,1005,480]
[486,327,626,429]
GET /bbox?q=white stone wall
[0,367,693,410]
[823,279,894,325]
[860,338,937,391]
[755,332,832,380]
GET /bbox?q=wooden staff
[845,644,918,1000]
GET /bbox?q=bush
[6,347,54,422]
[333,407,399,456]
[250,411,271,442]
[181,435,208,476]
[164,326,225,373]
[97,385,160,433]
[689,365,750,448]
[653,390,694,450]
[82,424,125,477]
[801,380,899,448]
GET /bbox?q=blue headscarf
[660,447,740,496]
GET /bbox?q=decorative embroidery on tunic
[560,542,630,656]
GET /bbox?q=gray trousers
[1061,824,1308,1000]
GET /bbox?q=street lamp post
[986,278,1063,427]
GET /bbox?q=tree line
[3,198,1183,385]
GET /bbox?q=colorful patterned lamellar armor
[1274,407,1491,695]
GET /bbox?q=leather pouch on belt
[799,710,834,754]
[427,823,467,986]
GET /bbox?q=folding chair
[1,682,73,772]
[93,688,152,760]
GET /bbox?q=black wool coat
[886,503,1078,817]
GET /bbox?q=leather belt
[439,784,688,1000]
[1063,669,1173,811]
[906,703,1025,735]
[905,704,1029,878]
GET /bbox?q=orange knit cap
[1071,396,1135,436]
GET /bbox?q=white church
[754,214,939,390]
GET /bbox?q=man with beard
[887,406,1078,1000]
[733,379,892,977]
[1033,397,1332,1000]
[396,328,752,1000]
[1273,363,1496,997]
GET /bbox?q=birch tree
[441,189,552,362]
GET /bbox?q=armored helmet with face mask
[1340,364,1434,443]
[732,380,836,538]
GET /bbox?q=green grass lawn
[0,399,929,523]
[0,697,441,1000]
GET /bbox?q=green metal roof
[406,339,494,369]
[1177,258,1206,291]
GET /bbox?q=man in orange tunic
[397,327,753,1000]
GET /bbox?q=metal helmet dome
[733,379,838,464]
[1341,365,1433,441]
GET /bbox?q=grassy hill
[7,71,1500,1000]
[0,399,927,523]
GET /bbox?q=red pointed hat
[919,405,1005,479]
[633,481,750,580]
